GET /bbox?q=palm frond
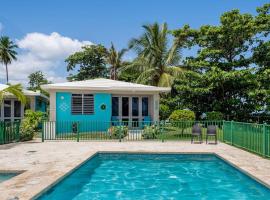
[158,73,174,87]
[0,84,27,104]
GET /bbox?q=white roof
[0,84,9,91]
[0,83,48,99]
[41,78,171,93]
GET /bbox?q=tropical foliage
[169,110,195,121]
[0,84,26,105]
[28,71,50,96]
[0,36,18,83]
[20,110,44,141]
[107,43,127,80]
[124,23,184,87]
[65,45,108,81]
[61,4,269,122]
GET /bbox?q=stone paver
[0,140,270,200]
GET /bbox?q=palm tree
[124,22,184,87]
[0,84,26,104]
[0,36,18,83]
[107,43,127,80]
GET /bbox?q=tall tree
[107,43,127,80]
[170,8,262,120]
[124,23,184,87]
[0,36,18,83]
[28,71,50,95]
[65,45,108,81]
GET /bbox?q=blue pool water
[0,173,19,183]
[38,153,270,200]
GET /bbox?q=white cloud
[0,32,93,85]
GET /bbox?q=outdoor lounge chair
[191,124,202,143]
[206,125,217,144]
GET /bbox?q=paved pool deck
[0,140,270,200]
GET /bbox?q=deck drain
[27,150,37,153]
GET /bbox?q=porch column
[49,91,56,121]
[153,94,159,122]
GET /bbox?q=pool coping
[32,151,270,200]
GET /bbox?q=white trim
[0,98,25,121]
[41,78,170,93]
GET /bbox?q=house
[0,84,48,122]
[41,79,170,133]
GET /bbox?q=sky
[0,0,268,85]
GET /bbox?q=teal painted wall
[56,92,111,133]
[35,96,47,112]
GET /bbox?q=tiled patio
[0,140,270,200]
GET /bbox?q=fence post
[77,122,80,142]
[161,121,164,143]
[16,122,20,142]
[41,121,44,142]
[230,120,234,145]
[119,126,122,142]
[222,120,225,142]
[263,123,266,157]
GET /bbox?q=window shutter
[71,94,83,114]
[83,94,94,114]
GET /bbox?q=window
[71,94,94,115]
[132,97,139,116]
[4,100,11,118]
[142,97,149,116]
[14,101,21,118]
[122,97,129,117]
[112,97,119,116]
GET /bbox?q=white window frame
[0,98,24,122]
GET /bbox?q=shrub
[20,110,44,141]
[142,125,161,139]
[159,104,171,120]
[206,111,223,120]
[109,126,128,139]
[169,110,195,121]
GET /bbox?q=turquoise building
[41,79,170,135]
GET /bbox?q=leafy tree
[107,43,127,80]
[0,36,18,83]
[124,23,184,87]
[65,45,108,81]
[170,7,264,120]
[251,4,270,114]
[28,71,50,95]
[0,84,26,105]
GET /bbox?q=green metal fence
[42,120,224,142]
[0,121,20,144]
[223,121,270,158]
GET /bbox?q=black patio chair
[191,124,202,144]
[206,125,217,144]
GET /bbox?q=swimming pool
[0,172,20,183]
[37,153,270,200]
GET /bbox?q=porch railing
[0,121,20,144]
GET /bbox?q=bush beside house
[206,111,223,120]
[20,110,45,141]
[169,110,195,121]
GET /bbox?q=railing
[42,120,224,142]
[223,121,270,158]
[0,121,20,144]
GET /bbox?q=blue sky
[0,0,268,84]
